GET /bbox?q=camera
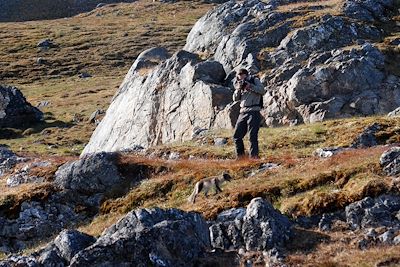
[239,80,247,90]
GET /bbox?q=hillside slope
[0,0,136,22]
[0,0,214,156]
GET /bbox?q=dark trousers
[233,111,261,158]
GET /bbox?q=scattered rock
[0,85,43,128]
[0,146,26,177]
[168,152,180,160]
[0,199,80,253]
[388,107,400,117]
[318,211,346,231]
[70,208,210,266]
[119,145,145,153]
[341,0,394,22]
[54,230,96,261]
[214,137,228,146]
[0,255,37,267]
[210,197,292,252]
[249,163,280,177]
[313,147,346,158]
[6,171,44,187]
[37,39,57,48]
[345,195,400,230]
[351,123,380,148]
[88,109,105,124]
[393,234,400,245]
[378,229,396,244]
[78,72,92,79]
[36,57,46,64]
[54,152,124,195]
[36,100,50,109]
[380,147,400,176]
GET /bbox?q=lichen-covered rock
[380,147,400,176]
[388,107,400,117]
[82,49,235,154]
[83,0,400,152]
[0,146,26,177]
[0,85,43,128]
[54,152,123,195]
[351,123,380,148]
[210,198,292,252]
[345,195,400,230]
[70,208,210,267]
[54,230,96,261]
[341,0,394,22]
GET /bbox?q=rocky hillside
[0,0,136,22]
[82,0,400,155]
[0,115,400,266]
[1,0,400,266]
[0,0,214,155]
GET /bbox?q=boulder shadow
[286,227,331,254]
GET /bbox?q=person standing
[233,68,266,159]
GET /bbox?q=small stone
[214,137,228,146]
[37,39,57,48]
[36,57,46,64]
[378,230,395,244]
[168,152,180,160]
[313,147,345,158]
[78,72,92,79]
[393,235,400,245]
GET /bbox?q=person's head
[237,68,249,80]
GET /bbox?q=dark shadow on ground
[286,227,331,254]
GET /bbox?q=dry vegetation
[1,1,400,265]
[0,155,73,218]
[73,115,400,266]
[0,0,214,156]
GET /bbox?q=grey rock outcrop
[0,85,43,128]
[380,147,400,176]
[70,208,210,266]
[0,146,26,177]
[388,107,400,117]
[55,152,123,195]
[277,43,398,125]
[54,230,96,261]
[82,49,236,154]
[345,195,400,229]
[351,123,380,148]
[341,0,394,22]
[209,198,292,252]
[0,200,80,253]
[184,0,399,126]
[82,0,400,154]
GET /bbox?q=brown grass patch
[0,183,56,218]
